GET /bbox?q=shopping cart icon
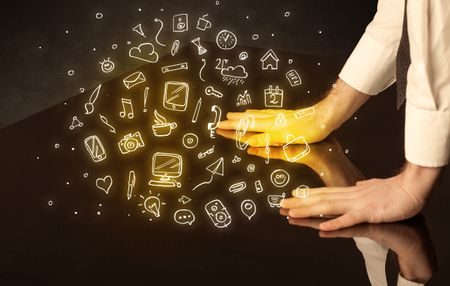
[267,193,285,208]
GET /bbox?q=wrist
[401,161,442,201]
[315,78,369,132]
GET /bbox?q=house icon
[260,49,279,70]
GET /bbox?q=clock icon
[216,30,237,50]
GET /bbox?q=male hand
[217,107,331,147]
[280,163,441,231]
[217,79,371,147]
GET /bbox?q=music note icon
[120,98,134,119]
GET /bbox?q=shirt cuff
[339,34,397,95]
[397,274,424,286]
[405,102,450,167]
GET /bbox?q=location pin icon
[241,199,256,220]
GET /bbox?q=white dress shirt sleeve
[339,0,404,95]
[404,1,450,167]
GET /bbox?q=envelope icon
[123,71,146,89]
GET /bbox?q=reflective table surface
[1,44,449,285]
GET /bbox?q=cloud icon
[129,43,159,63]
[221,65,248,79]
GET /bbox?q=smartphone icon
[84,135,107,162]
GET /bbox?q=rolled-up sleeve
[405,1,450,167]
[339,0,404,95]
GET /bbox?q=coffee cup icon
[197,14,212,31]
[152,110,178,137]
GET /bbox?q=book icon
[163,81,189,112]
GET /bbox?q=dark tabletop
[1,37,449,286]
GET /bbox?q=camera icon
[118,131,145,154]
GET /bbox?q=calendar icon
[264,85,284,108]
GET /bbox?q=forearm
[315,78,370,132]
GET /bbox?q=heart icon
[96,175,113,194]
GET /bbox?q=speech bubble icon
[174,209,196,226]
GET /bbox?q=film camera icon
[118,132,145,154]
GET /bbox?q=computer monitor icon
[148,152,183,188]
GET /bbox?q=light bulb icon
[144,196,161,217]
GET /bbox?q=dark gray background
[0,0,376,129]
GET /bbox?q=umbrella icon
[192,157,224,191]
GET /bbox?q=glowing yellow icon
[261,49,279,71]
[99,114,116,134]
[69,116,83,130]
[241,199,257,220]
[191,37,208,55]
[275,113,287,127]
[84,135,107,162]
[205,199,232,228]
[236,90,252,107]
[127,170,136,200]
[119,98,134,119]
[268,193,286,208]
[255,180,264,193]
[132,23,146,37]
[294,107,315,120]
[139,191,163,219]
[286,69,302,87]
[152,110,177,137]
[148,152,183,188]
[294,185,310,199]
[229,182,246,193]
[163,81,189,112]
[84,84,102,115]
[192,157,224,191]
[264,85,284,108]
[99,58,115,73]
[208,105,222,138]
[282,135,310,162]
[123,71,146,90]
[174,209,196,225]
[235,115,255,150]
[129,43,159,63]
[270,169,290,188]
[118,132,145,154]
[154,18,166,47]
[265,133,270,164]
[161,62,188,73]
[96,175,113,194]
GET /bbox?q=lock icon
[275,113,287,127]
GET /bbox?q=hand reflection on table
[286,216,437,286]
[219,131,438,285]
[217,130,364,187]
